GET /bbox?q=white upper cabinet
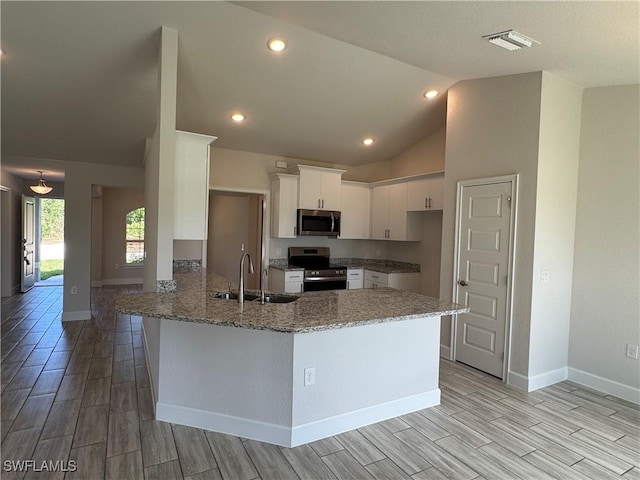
[294,165,345,210]
[174,130,217,240]
[270,174,299,238]
[340,181,371,239]
[371,182,421,241]
[407,173,444,211]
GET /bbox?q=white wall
[528,73,582,381]
[143,26,178,293]
[442,72,543,378]
[569,85,640,397]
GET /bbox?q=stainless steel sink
[262,293,299,304]
[213,291,260,302]
[213,291,298,304]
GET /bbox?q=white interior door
[454,180,514,378]
[21,195,36,292]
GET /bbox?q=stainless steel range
[288,247,347,292]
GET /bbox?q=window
[125,207,145,264]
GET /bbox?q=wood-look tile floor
[2,285,639,479]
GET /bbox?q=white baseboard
[101,278,143,285]
[528,367,568,391]
[507,370,529,391]
[61,310,92,321]
[290,390,440,447]
[568,368,640,405]
[91,281,103,288]
[440,344,451,359]
[507,367,568,392]
[141,322,157,416]
[157,389,441,448]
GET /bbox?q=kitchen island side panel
[157,319,295,426]
[291,315,441,426]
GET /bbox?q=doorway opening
[207,190,267,290]
[36,197,65,287]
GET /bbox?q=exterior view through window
[126,207,145,264]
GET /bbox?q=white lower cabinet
[346,269,364,290]
[364,270,420,293]
[270,268,304,293]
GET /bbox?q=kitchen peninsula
[116,269,467,447]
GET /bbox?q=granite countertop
[116,269,467,334]
[269,258,420,274]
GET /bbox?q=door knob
[458,280,468,287]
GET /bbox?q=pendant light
[30,171,53,195]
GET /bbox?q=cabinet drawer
[364,270,389,285]
[347,269,363,280]
[285,271,304,282]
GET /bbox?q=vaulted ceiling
[2,1,638,180]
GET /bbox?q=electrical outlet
[376,250,381,257]
[626,343,639,360]
[71,286,77,295]
[276,248,282,257]
[115,263,120,270]
[541,270,550,283]
[304,367,316,386]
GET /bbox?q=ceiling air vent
[483,29,539,51]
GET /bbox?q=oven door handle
[305,276,348,282]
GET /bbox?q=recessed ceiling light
[362,138,375,146]
[230,113,246,122]
[424,90,439,99]
[267,37,287,52]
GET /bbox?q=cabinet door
[284,282,303,293]
[340,183,370,239]
[320,171,342,210]
[271,174,298,238]
[387,183,408,240]
[407,176,444,211]
[426,175,444,210]
[298,169,324,209]
[407,178,429,211]
[174,138,210,240]
[371,185,389,240]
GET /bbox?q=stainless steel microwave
[297,209,341,237]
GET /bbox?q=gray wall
[441,72,544,378]
[0,169,24,296]
[100,187,145,283]
[569,85,640,391]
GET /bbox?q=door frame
[209,185,270,290]
[450,174,519,381]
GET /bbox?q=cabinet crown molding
[176,130,218,145]
[370,171,444,187]
[291,164,347,176]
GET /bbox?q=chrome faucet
[238,252,255,304]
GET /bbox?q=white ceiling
[2,1,638,181]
